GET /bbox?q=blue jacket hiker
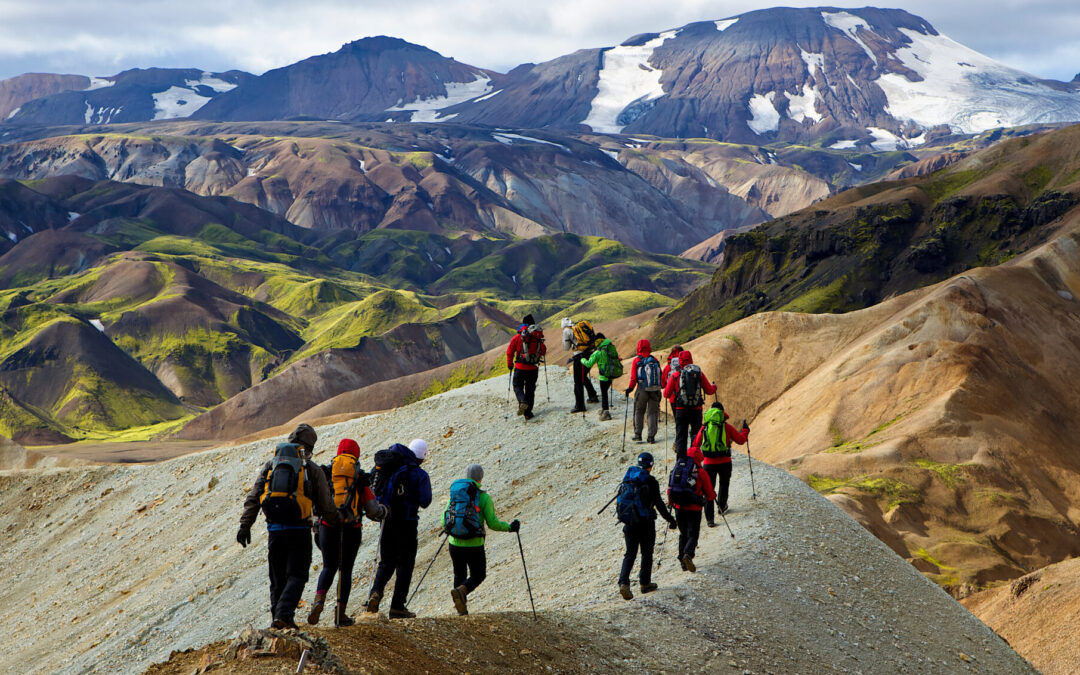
[365,439,432,619]
[443,463,520,616]
[615,452,676,600]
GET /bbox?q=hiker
[662,350,716,455]
[690,403,750,527]
[563,317,600,413]
[308,439,389,627]
[660,345,683,388]
[625,339,663,443]
[581,332,622,421]
[366,439,432,619]
[667,443,716,572]
[615,452,677,600]
[507,314,546,420]
[236,423,341,630]
[442,463,520,616]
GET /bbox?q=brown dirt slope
[962,556,1080,675]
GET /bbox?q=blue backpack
[636,355,662,391]
[444,479,484,538]
[370,446,409,507]
[668,455,704,506]
[615,466,652,526]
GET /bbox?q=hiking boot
[451,585,469,616]
[707,520,718,528]
[306,595,326,625]
[681,555,696,573]
[272,617,299,630]
[365,591,381,614]
[587,396,600,404]
[640,583,658,594]
[599,410,612,421]
[679,556,687,571]
[569,406,587,414]
[647,437,656,444]
[631,435,642,442]
[619,584,633,600]
[388,607,416,619]
[334,603,354,627]
[518,402,527,416]
[523,411,534,420]
[720,505,729,515]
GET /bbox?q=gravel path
[0,369,1033,674]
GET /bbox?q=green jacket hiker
[442,479,512,546]
[582,337,617,381]
[581,333,620,419]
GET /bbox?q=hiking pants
[633,390,661,440]
[267,528,312,623]
[673,407,703,456]
[513,368,539,415]
[618,521,656,586]
[572,353,597,407]
[676,508,702,560]
[449,544,487,594]
[316,524,362,606]
[371,520,418,610]
[704,463,732,522]
[600,380,611,411]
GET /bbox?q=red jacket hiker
[506,325,546,371]
[689,410,749,466]
[669,445,716,511]
[626,339,655,391]
[660,345,682,388]
[662,350,716,409]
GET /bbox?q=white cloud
[0,0,1076,82]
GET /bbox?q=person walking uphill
[237,423,341,630]
[562,317,599,412]
[662,350,716,455]
[625,339,663,443]
[507,315,546,420]
[366,439,432,619]
[308,438,389,627]
[615,452,677,600]
[443,464,519,616]
[690,403,749,527]
[582,332,622,421]
[668,444,716,572]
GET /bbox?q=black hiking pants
[675,508,702,560]
[618,521,656,586]
[673,407,703,456]
[600,379,611,411]
[267,528,312,623]
[703,463,733,523]
[449,544,487,594]
[572,353,597,408]
[371,520,418,610]
[316,524,362,606]
[633,390,661,440]
[513,368,539,415]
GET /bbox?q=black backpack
[675,364,705,407]
[668,455,704,507]
[615,466,652,526]
[370,447,409,507]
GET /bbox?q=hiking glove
[668,520,678,530]
[742,419,749,432]
[509,519,520,533]
[624,388,632,395]
[236,526,251,548]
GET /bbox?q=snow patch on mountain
[473,89,502,103]
[714,18,738,32]
[875,28,1080,134]
[829,139,857,150]
[785,84,823,124]
[90,319,105,332]
[152,86,213,120]
[85,77,114,91]
[800,50,825,77]
[184,74,238,94]
[386,74,493,123]
[822,11,878,65]
[6,107,19,120]
[492,133,568,151]
[583,30,679,134]
[747,92,780,134]
[867,126,906,151]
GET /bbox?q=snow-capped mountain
[3,68,252,125]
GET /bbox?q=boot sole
[365,592,381,614]
[306,602,324,625]
[451,587,468,616]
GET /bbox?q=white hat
[561,317,573,328]
[408,438,428,460]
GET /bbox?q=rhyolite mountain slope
[0,73,93,120]
[4,68,251,125]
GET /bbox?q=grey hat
[466,463,484,483]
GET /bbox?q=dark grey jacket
[239,456,341,528]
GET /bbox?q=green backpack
[700,406,730,459]
[599,340,623,379]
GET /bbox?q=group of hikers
[237,313,750,628]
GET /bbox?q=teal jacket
[442,480,510,547]
[582,338,614,382]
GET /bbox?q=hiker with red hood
[660,345,682,388]
[506,314,546,420]
[689,402,749,527]
[624,339,663,443]
[307,439,389,627]
[662,350,717,456]
[667,443,716,572]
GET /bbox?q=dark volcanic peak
[193,35,494,123]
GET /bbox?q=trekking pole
[718,507,735,539]
[515,531,537,621]
[746,436,758,500]
[657,513,671,569]
[336,524,345,616]
[369,520,385,589]
[597,486,620,515]
[407,533,448,607]
[504,371,512,420]
[621,393,630,453]
[664,399,669,454]
[542,356,550,403]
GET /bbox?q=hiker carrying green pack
[443,463,519,616]
[690,402,749,526]
[582,332,622,421]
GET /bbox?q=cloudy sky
[0,0,1077,82]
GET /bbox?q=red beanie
[337,438,360,458]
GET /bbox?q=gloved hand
[237,526,251,548]
[668,520,678,530]
[624,388,632,395]
[509,519,521,533]
[742,419,750,432]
